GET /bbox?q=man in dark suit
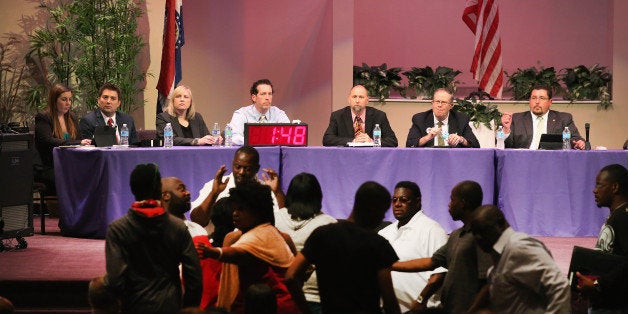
[323,85,398,147]
[79,82,138,145]
[501,85,585,149]
[405,88,479,148]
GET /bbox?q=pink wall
[182,0,333,144]
[354,0,612,97]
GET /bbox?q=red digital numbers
[246,124,307,146]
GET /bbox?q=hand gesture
[501,113,512,133]
[447,133,462,146]
[261,168,281,192]
[353,132,373,143]
[211,165,229,194]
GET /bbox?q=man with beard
[323,85,398,147]
[190,146,284,233]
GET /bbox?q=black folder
[568,246,628,291]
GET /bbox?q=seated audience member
[469,205,571,313]
[229,79,290,145]
[88,276,120,314]
[392,181,491,313]
[285,181,401,314]
[196,181,298,313]
[576,164,628,312]
[322,85,398,147]
[0,296,14,314]
[156,85,222,146]
[378,181,448,312]
[190,146,284,233]
[501,84,585,149]
[35,83,91,191]
[104,163,202,312]
[244,284,277,314]
[162,177,232,310]
[406,88,479,148]
[274,173,337,314]
[79,82,138,145]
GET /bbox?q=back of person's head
[600,164,628,196]
[394,181,422,199]
[472,205,509,230]
[130,163,162,201]
[88,276,120,314]
[98,82,121,98]
[285,172,323,220]
[235,145,260,166]
[229,181,274,225]
[455,180,483,212]
[352,181,391,229]
[244,284,277,314]
[210,197,235,247]
[0,296,13,314]
[250,79,274,95]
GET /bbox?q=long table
[54,146,627,238]
[281,147,496,232]
[496,149,628,236]
[54,146,281,238]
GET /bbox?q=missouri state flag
[156,0,185,113]
[463,0,503,99]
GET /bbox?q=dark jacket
[79,109,139,144]
[323,106,398,147]
[505,110,584,149]
[156,112,210,146]
[405,110,480,148]
[35,112,82,168]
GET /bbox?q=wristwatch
[416,295,424,304]
[593,279,602,292]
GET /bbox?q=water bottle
[496,126,505,149]
[373,124,382,147]
[211,122,221,146]
[562,126,571,150]
[224,123,233,147]
[164,122,174,148]
[120,124,129,146]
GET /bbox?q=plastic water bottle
[562,127,571,150]
[164,122,174,148]
[496,126,505,149]
[373,124,382,147]
[211,122,221,146]
[120,124,129,146]
[224,124,233,147]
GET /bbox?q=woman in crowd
[196,182,298,313]
[156,85,222,146]
[274,172,336,314]
[35,83,91,190]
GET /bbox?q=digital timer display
[244,123,308,146]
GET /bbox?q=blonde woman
[156,85,222,146]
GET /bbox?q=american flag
[463,0,503,99]
[156,0,185,114]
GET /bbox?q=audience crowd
[25,81,627,313]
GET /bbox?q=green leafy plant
[402,66,461,99]
[560,64,612,109]
[453,96,502,130]
[28,0,146,114]
[353,63,405,102]
[506,66,562,100]
[0,37,28,124]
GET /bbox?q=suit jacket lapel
[547,111,559,133]
[522,112,533,136]
[343,107,355,136]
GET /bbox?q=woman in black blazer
[156,85,222,146]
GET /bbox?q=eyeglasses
[391,196,412,203]
[433,100,451,106]
[530,96,549,101]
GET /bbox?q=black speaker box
[0,133,34,239]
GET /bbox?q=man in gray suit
[501,85,585,149]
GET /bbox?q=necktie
[354,116,364,137]
[107,118,114,127]
[437,121,445,146]
[259,115,267,123]
[531,116,544,150]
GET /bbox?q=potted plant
[560,64,612,109]
[453,96,502,130]
[402,66,461,99]
[353,63,405,102]
[506,66,562,100]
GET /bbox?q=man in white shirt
[378,181,448,312]
[229,79,290,145]
[190,146,284,233]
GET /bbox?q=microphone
[585,123,591,150]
